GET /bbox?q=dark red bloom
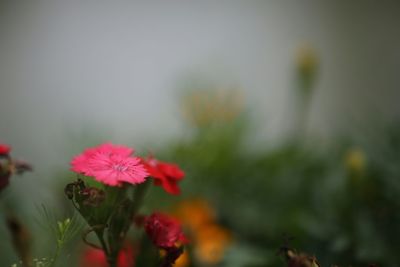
[0,144,11,156]
[141,156,185,195]
[80,246,134,267]
[144,212,187,248]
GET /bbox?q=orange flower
[194,224,232,265]
[174,199,232,265]
[174,199,215,231]
[174,250,190,267]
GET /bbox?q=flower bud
[81,187,106,207]
[296,45,319,94]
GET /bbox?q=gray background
[0,1,399,196]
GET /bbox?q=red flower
[0,144,11,156]
[80,246,134,267]
[0,144,11,191]
[141,156,185,195]
[144,212,187,248]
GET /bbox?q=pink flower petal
[70,143,148,186]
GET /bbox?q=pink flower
[71,143,148,186]
[141,156,185,195]
[0,144,11,156]
[144,212,188,248]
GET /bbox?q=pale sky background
[0,1,400,197]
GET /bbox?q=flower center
[112,164,128,172]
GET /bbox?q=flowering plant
[65,143,187,267]
[0,143,33,266]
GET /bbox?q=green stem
[105,180,151,267]
[297,86,312,141]
[96,230,109,256]
[96,230,117,267]
[107,255,117,267]
[49,242,62,267]
[131,179,151,216]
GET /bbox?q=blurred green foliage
[159,115,400,267]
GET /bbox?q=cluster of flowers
[70,143,184,193]
[67,142,187,267]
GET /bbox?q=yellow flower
[345,148,366,175]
